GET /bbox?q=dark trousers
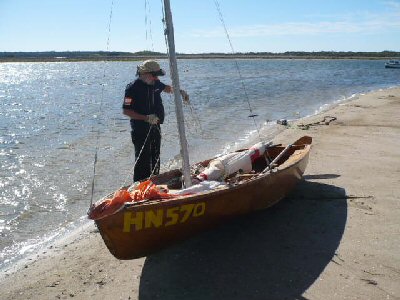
[131,125,161,182]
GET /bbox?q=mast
[163,0,192,187]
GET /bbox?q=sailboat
[88,0,312,260]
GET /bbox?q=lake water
[0,59,399,270]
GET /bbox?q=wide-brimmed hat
[137,60,166,76]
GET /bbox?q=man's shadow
[138,178,347,300]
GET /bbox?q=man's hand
[146,114,160,125]
[164,85,173,93]
[163,85,189,103]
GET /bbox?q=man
[122,60,173,182]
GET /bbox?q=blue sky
[0,0,399,53]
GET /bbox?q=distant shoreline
[0,56,395,63]
[1,51,399,63]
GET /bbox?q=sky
[0,0,399,53]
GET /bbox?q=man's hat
[137,60,166,76]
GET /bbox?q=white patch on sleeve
[124,97,133,105]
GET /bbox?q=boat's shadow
[138,179,347,300]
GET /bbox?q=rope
[120,0,159,187]
[144,0,155,52]
[122,123,155,186]
[213,0,261,141]
[89,0,115,209]
[161,1,205,137]
[150,125,162,177]
[296,116,337,130]
[121,1,170,187]
[90,0,190,205]
[187,103,205,136]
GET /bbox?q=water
[0,59,399,270]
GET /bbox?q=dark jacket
[123,79,166,131]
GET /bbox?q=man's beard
[139,74,155,85]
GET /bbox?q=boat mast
[163,0,192,187]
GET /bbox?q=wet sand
[1,87,399,299]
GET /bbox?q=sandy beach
[1,87,399,300]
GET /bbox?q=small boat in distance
[385,60,400,69]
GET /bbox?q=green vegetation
[1,50,399,62]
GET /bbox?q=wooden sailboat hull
[94,137,311,259]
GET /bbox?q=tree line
[1,50,399,61]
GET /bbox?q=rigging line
[149,3,154,52]
[122,124,154,186]
[161,0,172,76]
[161,1,189,152]
[160,1,205,137]
[150,155,161,178]
[149,125,162,178]
[144,0,154,52]
[148,122,197,178]
[149,122,188,180]
[89,0,115,209]
[122,1,171,187]
[160,0,171,59]
[188,104,204,136]
[122,1,160,187]
[213,0,261,141]
[144,0,148,42]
